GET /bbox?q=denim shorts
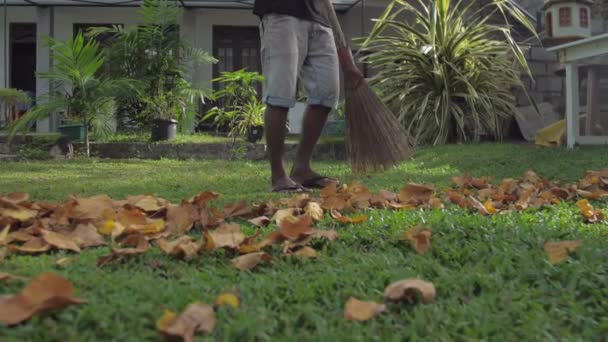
[259,14,340,109]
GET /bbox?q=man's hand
[337,47,364,90]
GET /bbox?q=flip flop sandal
[300,176,340,189]
[271,184,311,194]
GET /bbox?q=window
[546,12,553,37]
[580,8,589,28]
[559,7,571,27]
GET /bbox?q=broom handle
[320,0,348,48]
[320,0,363,87]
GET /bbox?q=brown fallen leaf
[271,208,296,226]
[159,303,216,341]
[214,292,240,309]
[70,195,114,220]
[224,201,251,218]
[399,183,434,205]
[469,196,490,215]
[9,237,51,254]
[0,272,26,282]
[69,224,107,248]
[344,297,386,322]
[291,246,318,258]
[157,236,200,260]
[384,279,436,304]
[232,252,272,271]
[166,203,198,235]
[97,235,150,267]
[207,223,245,250]
[248,216,271,228]
[133,195,164,212]
[189,191,219,209]
[0,272,87,325]
[0,207,38,222]
[310,229,339,241]
[3,192,30,205]
[304,202,324,221]
[0,225,10,244]
[40,230,81,253]
[279,215,313,240]
[329,209,368,224]
[544,240,582,264]
[404,226,432,256]
[577,199,604,223]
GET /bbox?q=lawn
[0,143,607,341]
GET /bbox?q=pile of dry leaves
[0,169,606,332]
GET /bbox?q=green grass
[103,132,344,145]
[1,143,607,341]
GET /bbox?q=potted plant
[204,69,266,142]
[7,33,140,156]
[88,0,215,140]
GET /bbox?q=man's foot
[271,176,311,193]
[290,170,340,189]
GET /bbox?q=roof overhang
[547,32,608,63]
[2,0,361,11]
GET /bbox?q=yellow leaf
[156,309,177,331]
[99,220,116,235]
[0,208,38,222]
[0,225,10,245]
[214,293,240,309]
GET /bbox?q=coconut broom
[320,0,412,172]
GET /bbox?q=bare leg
[265,104,301,191]
[290,104,336,187]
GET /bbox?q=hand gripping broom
[320,0,413,172]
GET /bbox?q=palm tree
[8,33,141,156]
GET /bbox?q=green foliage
[204,69,266,138]
[7,33,140,153]
[0,88,30,110]
[358,0,537,145]
[88,0,216,128]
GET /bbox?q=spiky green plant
[358,0,537,145]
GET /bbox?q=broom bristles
[345,79,413,172]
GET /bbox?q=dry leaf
[40,230,81,253]
[399,183,434,205]
[310,229,339,241]
[329,209,368,224]
[271,208,296,226]
[159,303,216,341]
[156,309,177,331]
[69,224,107,248]
[0,272,86,325]
[207,224,245,250]
[577,199,604,223]
[344,297,386,322]
[55,257,75,267]
[232,252,272,271]
[224,201,251,218]
[544,240,582,264]
[157,236,200,260]
[304,202,324,221]
[166,203,198,234]
[279,215,313,240]
[9,237,51,254]
[0,272,26,282]
[384,279,436,304]
[70,195,114,220]
[248,216,271,228]
[97,235,150,267]
[134,195,164,212]
[404,226,432,256]
[3,192,29,205]
[0,207,38,222]
[214,292,240,309]
[291,246,318,258]
[190,191,219,208]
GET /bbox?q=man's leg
[265,104,301,191]
[290,21,340,188]
[290,105,331,182]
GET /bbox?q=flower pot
[246,125,264,143]
[151,118,177,142]
[58,124,85,141]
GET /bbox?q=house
[0,0,579,135]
